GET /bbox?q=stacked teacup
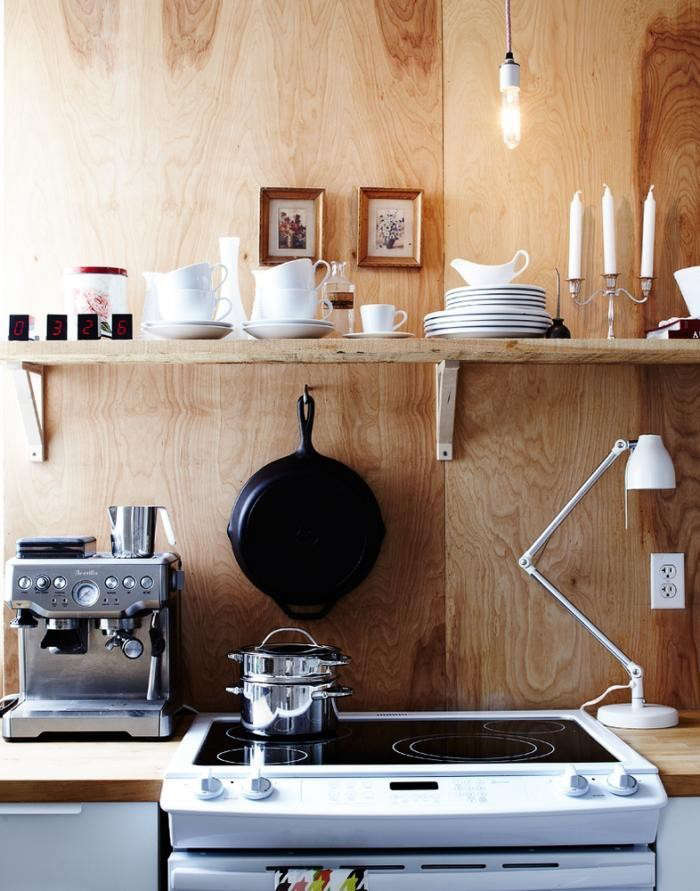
[243,259,334,339]
[424,250,552,338]
[142,262,234,340]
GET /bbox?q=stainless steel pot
[228,627,350,682]
[226,677,352,737]
[227,628,353,737]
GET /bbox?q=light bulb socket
[499,57,520,91]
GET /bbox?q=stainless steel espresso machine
[2,506,184,739]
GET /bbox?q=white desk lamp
[518,435,679,729]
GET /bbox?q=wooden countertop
[0,713,698,802]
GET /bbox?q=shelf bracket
[435,360,460,461]
[12,362,46,462]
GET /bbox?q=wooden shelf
[1,337,700,366]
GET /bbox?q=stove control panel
[6,554,182,619]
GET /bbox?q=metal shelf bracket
[435,360,460,461]
[12,362,46,462]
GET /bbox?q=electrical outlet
[650,553,685,609]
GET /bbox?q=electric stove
[162,710,666,890]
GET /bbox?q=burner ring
[483,720,567,735]
[225,725,352,746]
[216,745,309,766]
[392,733,555,763]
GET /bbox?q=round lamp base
[597,702,679,729]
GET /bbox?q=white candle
[640,185,656,278]
[568,190,584,279]
[602,184,617,275]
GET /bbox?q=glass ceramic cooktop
[193,718,618,767]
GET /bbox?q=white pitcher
[451,250,530,287]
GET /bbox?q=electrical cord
[580,680,633,715]
[505,0,512,55]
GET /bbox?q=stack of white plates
[424,283,551,338]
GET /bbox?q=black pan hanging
[228,388,385,619]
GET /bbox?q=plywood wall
[3,0,700,710]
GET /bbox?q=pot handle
[260,627,319,647]
[226,686,243,695]
[311,685,353,701]
[227,652,244,662]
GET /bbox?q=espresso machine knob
[121,637,144,660]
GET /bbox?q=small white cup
[261,288,332,321]
[159,287,232,322]
[674,266,700,317]
[166,262,228,292]
[360,303,407,333]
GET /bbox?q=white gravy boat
[451,250,530,287]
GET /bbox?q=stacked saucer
[142,320,235,340]
[424,283,550,338]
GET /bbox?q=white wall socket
[650,553,685,609]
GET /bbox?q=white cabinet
[656,797,700,890]
[0,802,158,890]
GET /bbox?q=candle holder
[567,275,653,340]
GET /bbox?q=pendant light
[499,0,521,149]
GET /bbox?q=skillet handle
[296,391,316,456]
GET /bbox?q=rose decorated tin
[63,266,128,338]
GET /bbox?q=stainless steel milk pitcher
[108,505,176,558]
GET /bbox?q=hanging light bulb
[499,0,521,149]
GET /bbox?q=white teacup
[159,288,232,322]
[261,258,331,292]
[360,304,407,333]
[261,288,332,321]
[674,266,700,317]
[450,250,530,287]
[167,262,228,292]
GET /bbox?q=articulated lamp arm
[517,438,645,708]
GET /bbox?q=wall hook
[303,384,313,404]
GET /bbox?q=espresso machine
[2,506,184,739]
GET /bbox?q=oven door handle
[171,863,655,890]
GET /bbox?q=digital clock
[46,314,68,340]
[77,313,100,340]
[8,315,30,341]
[111,313,133,340]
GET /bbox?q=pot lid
[235,627,348,663]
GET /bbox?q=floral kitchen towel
[274,868,368,890]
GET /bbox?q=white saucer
[142,321,234,340]
[143,319,233,329]
[425,326,545,338]
[343,331,414,339]
[243,319,334,339]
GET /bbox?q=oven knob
[607,766,639,796]
[240,775,273,800]
[36,576,50,591]
[561,766,589,797]
[196,771,224,800]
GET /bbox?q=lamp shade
[625,435,676,490]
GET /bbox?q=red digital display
[111,313,133,340]
[8,314,30,341]
[77,313,100,340]
[46,314,68,340]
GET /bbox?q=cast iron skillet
[228,390,385,618]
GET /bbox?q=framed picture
[259,187,325,265]
[357,187,423,268]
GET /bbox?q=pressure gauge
[72,580,100,608]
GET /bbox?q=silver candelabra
[567,275,653,339]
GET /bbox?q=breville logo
[76,569,98,576]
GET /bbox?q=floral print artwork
[72,287,112,334]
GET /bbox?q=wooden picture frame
[259,187,325,265]
[357,187,423,268]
